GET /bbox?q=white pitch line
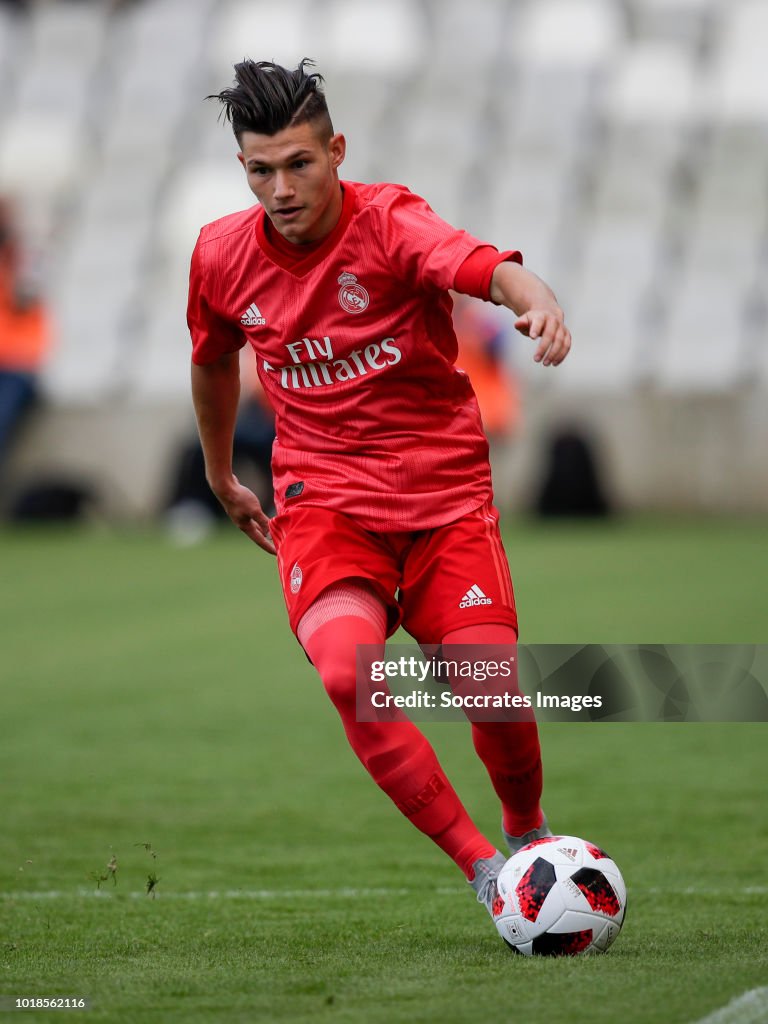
[644,886,768,896]
[690,987,768,1024]
[1,885,766,901]
[0,887,414,901]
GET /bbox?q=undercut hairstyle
[210,58,333,144]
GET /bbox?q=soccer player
[187,59,571,929]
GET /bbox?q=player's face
[238,121,346,244]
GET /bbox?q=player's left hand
[515,309,572,367]
[214,478,276,555]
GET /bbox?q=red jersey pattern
[188,181,522,531]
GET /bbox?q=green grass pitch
[1,518,766,1023]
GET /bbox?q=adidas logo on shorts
[459,584,493,608]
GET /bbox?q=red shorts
[269,498,518,644]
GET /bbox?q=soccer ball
[493,835,626,956]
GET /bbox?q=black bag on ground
[534,429,611,517]
[7,479,94,522]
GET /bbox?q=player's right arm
[191,353,275,555]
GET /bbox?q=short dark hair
[210,58,333,143]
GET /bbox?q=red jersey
[188,180,521,530]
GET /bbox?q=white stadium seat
[707,0,768,121]
[44,295,133,403]
[656,269,748,392]
[320,0,424,75]
[548,292,642,393]
[428,0,507,76]
[605,44,697,123]
[512,0,624,67]
[625,0,719,53]
[0,114,83,202]
[27,1,107,64]
[158,163,253,276]
[130,296,197,400]
[211,0,314,79]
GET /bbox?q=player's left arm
[489,261,572,367]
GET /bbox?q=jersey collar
[255,182,358,276]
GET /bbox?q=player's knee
[319,663,358,715]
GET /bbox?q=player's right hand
[214,478,276,555]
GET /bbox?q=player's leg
[400,500,550,854]
[442,622,551,851]
[298,581,498,878]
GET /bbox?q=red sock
[302,612,496,878]
[443,624,544,837]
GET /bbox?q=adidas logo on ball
[459,584,493,608]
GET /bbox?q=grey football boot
[468,850,508,919]
[503,813,553,855]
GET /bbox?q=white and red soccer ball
[493,835,627,956]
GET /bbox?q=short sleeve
[187,236,245,365]
[376,186,496,293]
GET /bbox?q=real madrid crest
[290,562,303,594]
[338,272,369,314]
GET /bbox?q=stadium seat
[626,0,719,53]
[708,0,768,121]
[0,114,83,202]
[628,0,716,10]
[211,0,315,78]
[511,0,624,67]
[420,0,504,87]
[321,0,424,75]
[9,4,104,124]
[43,295,133,402]
[656,269,748,391]
[124,0,216,44]
[684,124,768,283]
[550,282,643,392]
[503,67,595,159]
[486,158,566,278]
[50,246,148,391]
[322,74,400,182]
[684,225,760,290]
[592,140,675,222]
[131,298,193,400]
[14,63,92,123]
[696,125,768,218]
[579,218,660,298]
[158,163,252,279]
[594,46,694,226]
[605,44,697,123]
[27,0,107,54]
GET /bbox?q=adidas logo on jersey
[240,302,266,327]
[459,584,493,608]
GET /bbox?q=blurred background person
[164,350,275,544]
[0,195,51,488]
[452,292,521,504]
[453,293,521,444]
